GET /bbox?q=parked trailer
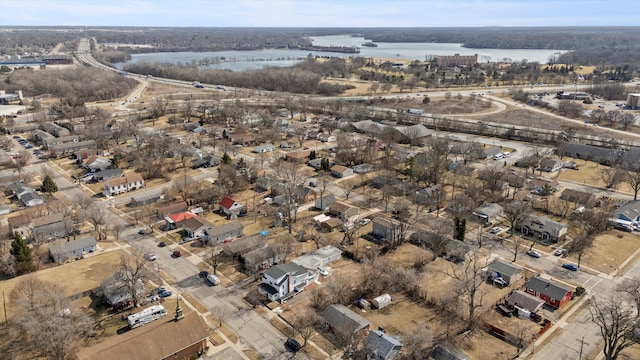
[127,305,167,329]
[371,294,392,309]
[406,108,424,115]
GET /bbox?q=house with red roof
[164,211,198,230]
[219,196,243,218]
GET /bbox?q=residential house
[485,258,522,286]
[182,217,214,241]
[229,132,256,146]
[253,144,275,153]
[538,158,564,172]
[11,184,43,207]
[364,330,403,360]
[93,168,124,182]
[525,276,573,309]
[222,234,267,258]
[242,246,285,273]
[372,216,403,242]
[31,213,71,240]
[292,245,342,271]
[529,178,559,195]
[415,184,443,204]
[320,217,344,232]
[507,290,545,313]
[8,214,31,237]
[82,155,112,172]
[219,196,243,217]
[328,201,359,222]
[353,163,374,174]
[259,263,317,302]
[330,165,353,178]
[315,194,336,211]
[429,344,469,360]
[445,239,471,263]
[559,188,595,207]
[453,164,477,177]
[74,148,104,160]
[77,310,209,360]
[255,175,281,193]
[295,186,317,204]
[49,236,97,262]
[40,122,70,137]
[204,220,244,244]
[517,215,568,243]
[164,211,198,230]
[103,174,145,197]
[613,200,640,223]
[308,158,324,170]
[157,202,188,219]
[284,150,310,163]
[473,203,503,225]
[50,140,97,155]
[321,304,370,337]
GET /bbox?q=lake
[114,34,568,72]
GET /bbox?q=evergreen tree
[42,175,58,193]
[221,152,232,165]
[10,231,34,275]
[321,158,331,172]
[309,150,316,161]
[454,217,467,241]
[236,157,246,170]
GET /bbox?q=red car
[172,250,182,258]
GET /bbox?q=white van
[502,152,511,157]
[206,274,221,286]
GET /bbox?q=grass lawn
[567,230,640,273]
[0,249,125,320]
[556,159,635,194]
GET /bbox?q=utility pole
[577,336,590,360]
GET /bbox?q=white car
[490,227,501,234]
[317,267,329,276]
[359,218,371,226]
[492,154,504,160]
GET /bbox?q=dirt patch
[461,330,519,360]
[556,159,636,195]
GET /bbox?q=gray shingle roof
[615,200,640,222]
[525,276,573,300]
[264,263,308,280]
[487,259,522,277]
[321,304,370,335]
[365,330,402,360]
[508,290,545,312]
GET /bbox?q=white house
[330,165,353,178]
[258,263,317,302]
[219,196,243,216]
[253,144,275,153]
[318,133,336,142]
[49,236,97,263]
[103,174,144,197]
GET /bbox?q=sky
[0,0,638,27]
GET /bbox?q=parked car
[199,271,209,278]
[562,263,579,271]
[145,252,157,261]
[359,218,371,226]
[317,267,329,276]
[553,249,566,256]
[285,338,301,352]
[138,229,146,235]
[158,290,173,298]
[150,287,166,296]
[172,250,182,258]
[158,241,167,247]
[490,227,501,234]
[526,250,541,258]
[493,277,508,287]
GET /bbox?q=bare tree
[211,305,232,328]
[569,207,612,266]
[624,164,640,200]
[400,323,432,360]
[87,203,109,240]
[11,276,92,360]
[290,309,320,347]
[616,278,640,315]
[208,244,224,275]
[588,293,640,360]
[504,200,531,239]
[117,250,150,307]
[443,251,489,329]
[339,179,356,200]
[598,166,625,189]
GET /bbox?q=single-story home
[315,194,337,211]
[559,188,595,206]
[353,163,374,174]
[284,150,311,163]
[292,245,343,271]
[507,290,545,313]
[130,192,161,207]
[182,217,214,240]
[330,165,353,178]
[253,144,276,153]
[485,258,522,286]
[328,201,359,222]
[157,202,189,219]
[222,234,267,258]
[321,304,370,337]
[242,246,285,273]
[49,236,97,263]
[364,329,403,360]
[613,200,640,223]
[204,220,244,244]
[164,211,198,230]
[525,276,573,309]
[538,158,564,172]
[517,215,568,243]
[320,217,344,232]
[93,168,124,182]
[82,155,112,172]
[472,203,503,225]
[8,213,31,237]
